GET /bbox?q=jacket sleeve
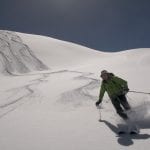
[99,82,106,101]
[113,76,128,90]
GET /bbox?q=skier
[95,70,131,120]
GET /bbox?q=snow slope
[16,32,108,70]
[0,30,150,150]
[0,31,48,75]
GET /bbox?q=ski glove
[122,88,129,95]
[95,100,102,107]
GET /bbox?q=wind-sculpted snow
[0,73,48,118]
[58,71,100,107]
[0,30,48,75]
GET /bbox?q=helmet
[101,70,108,77]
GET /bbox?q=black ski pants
[111,94,131,120]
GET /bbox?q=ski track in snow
[1,68,149,125]
[0,69,100,118]
[0,74,45,118]
[59,71,100,107]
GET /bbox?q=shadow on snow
[100,120,150,146]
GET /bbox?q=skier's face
[101,73,108,80]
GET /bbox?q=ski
[118,130,139,135]
[117,120,139,135]
[118,131,127,135]
[129,130,139,135]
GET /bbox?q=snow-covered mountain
[0,31,48,75]
[0,30,150,150]
[17,31,106,70]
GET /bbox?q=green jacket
[99,74,128,100]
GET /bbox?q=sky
[0,0,150,52]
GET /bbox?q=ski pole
[97,105,102,122]
[129,90,150,95]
